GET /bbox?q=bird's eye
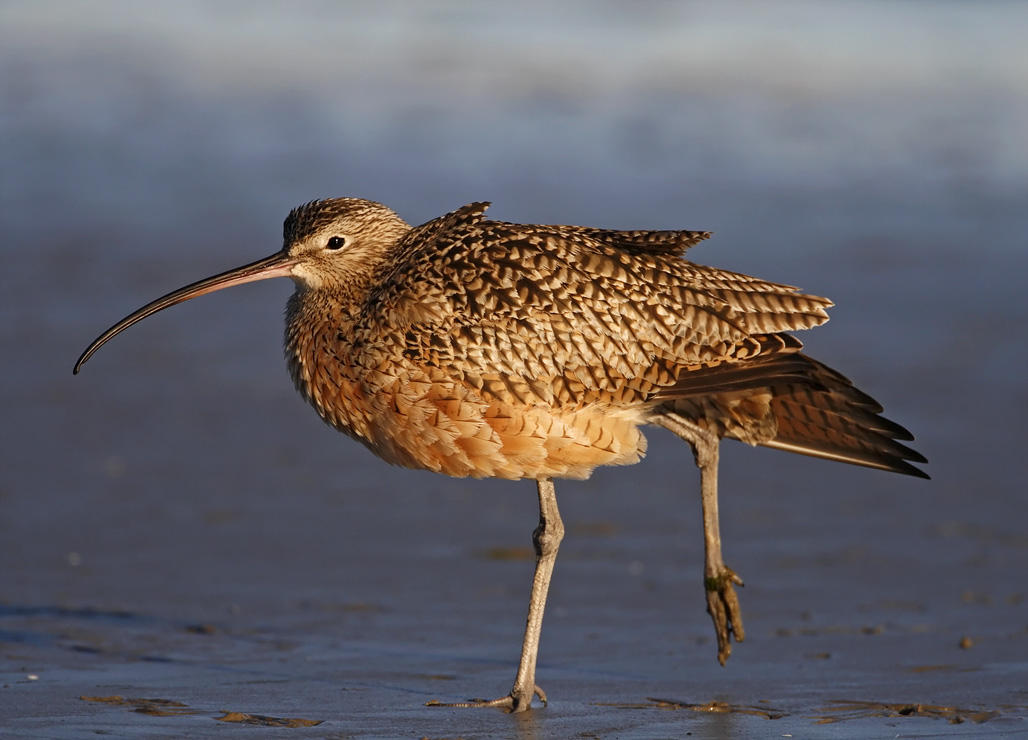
[326,236,348,250]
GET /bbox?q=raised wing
[355,202,833,410]
[503,222,712,256]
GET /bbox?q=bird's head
[282,198,411,290]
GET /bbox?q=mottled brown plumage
[281,199,923,482]
[75,197,927,713]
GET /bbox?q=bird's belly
[304,363,649,480]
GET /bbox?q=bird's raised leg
[429,478,564,712]
[654,412,745,665]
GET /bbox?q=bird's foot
[705,566,745,665]
[426,685,547,713]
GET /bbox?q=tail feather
[764,388,928,477]
[655,345,928,479]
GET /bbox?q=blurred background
[2,2,1026,736]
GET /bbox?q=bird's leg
[428,478,563,712]
[654,412,745,665]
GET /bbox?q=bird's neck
[284,246,391,350]
[282,237,408,441]
[283,280,377,441]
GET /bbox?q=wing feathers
[658,351,927,478]
[355,203,925,478]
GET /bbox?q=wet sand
[3,2,1027,737]
[3,453,1026,737]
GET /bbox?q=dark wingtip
[893,459,931,479]
[906,449,929,465]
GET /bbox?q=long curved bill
[74,251,297,374]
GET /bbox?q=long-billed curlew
[75,198,927,712]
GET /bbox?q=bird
[74,198,928,712]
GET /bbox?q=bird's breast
[284,302,648,480]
